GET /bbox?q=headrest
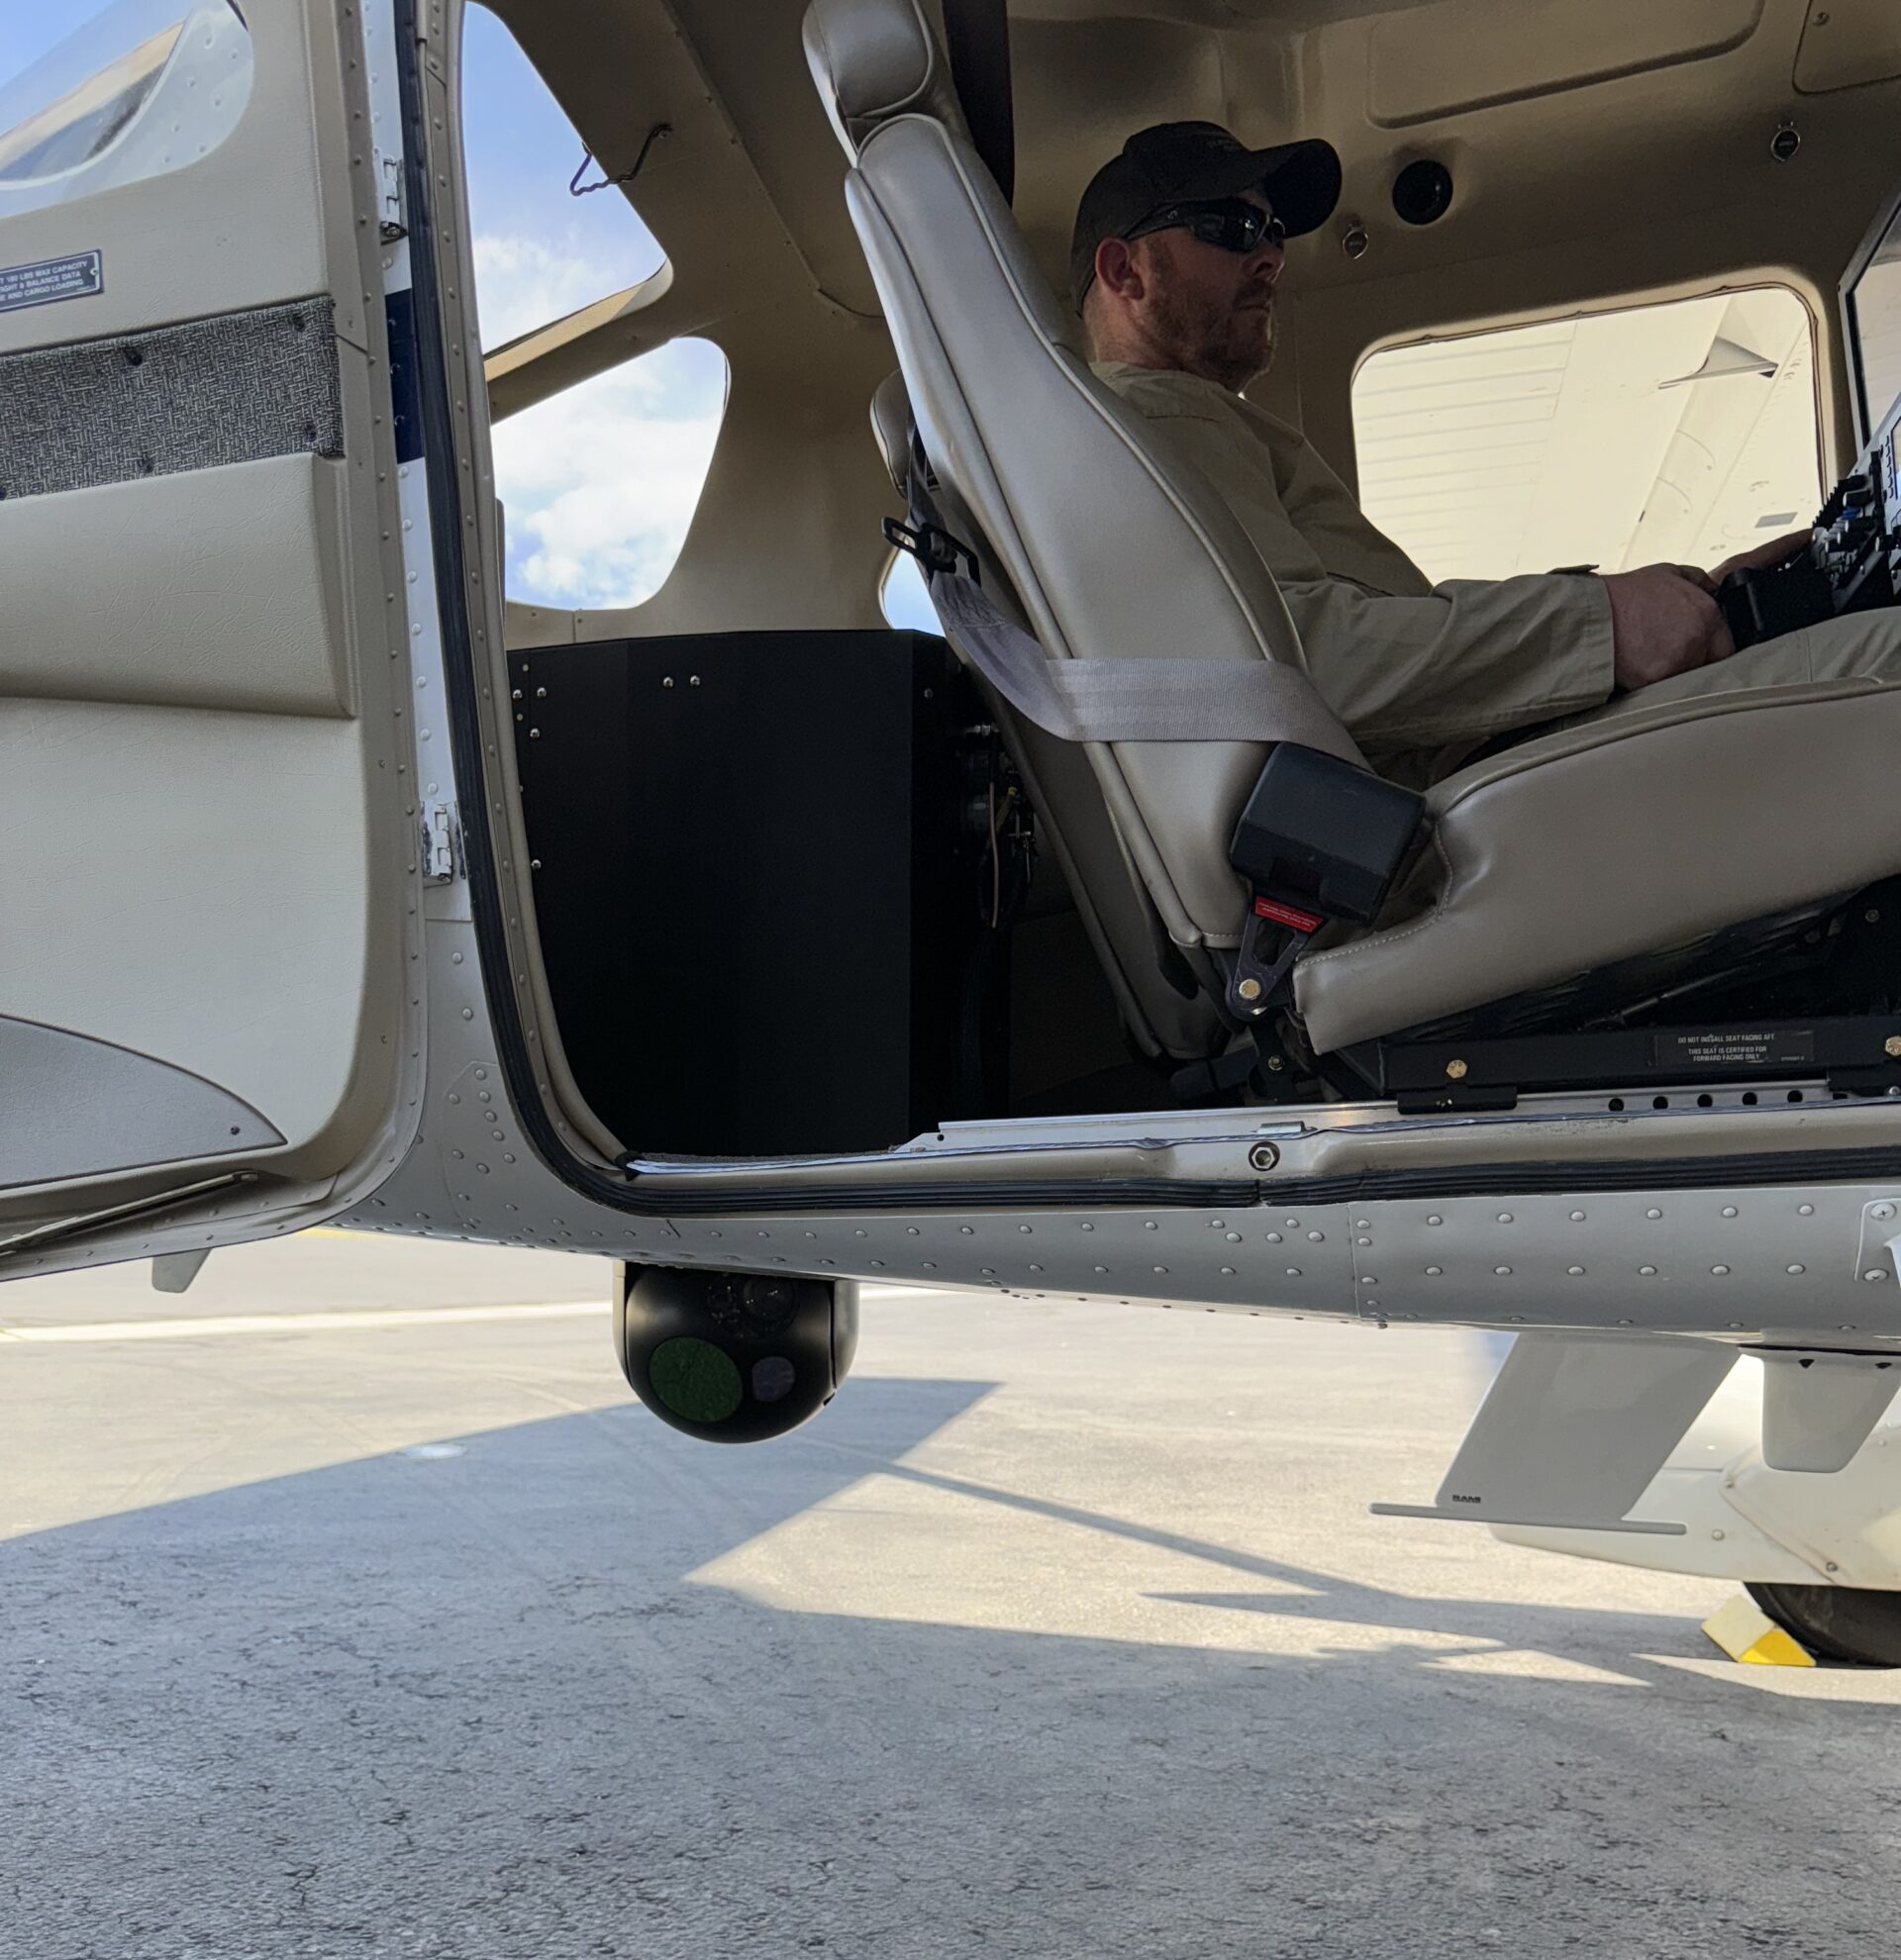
[869,370,912,495]
[803,0,969,160]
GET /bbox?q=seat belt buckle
[882,515,979,583]
[1222,744,1429,1024]
[1228,894,1324,1019]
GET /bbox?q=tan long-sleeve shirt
[1091,360,1617,780]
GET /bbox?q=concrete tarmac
[3,1233,1899,1959]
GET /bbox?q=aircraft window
[462,4,663,350]
[491,339,729,611]
[1848,204,1901,442]
[880,549,941,633]
[0,0,251,221]
[1351,288,1822,582]
[463,5,721,610]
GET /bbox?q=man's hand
[1711,529,1812,588]
[1601,565,1735,692]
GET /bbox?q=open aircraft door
[0,1,423,1277]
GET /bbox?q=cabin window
[1350,288,1823,582]
[489,342,729,611]
[880,548,940,633]
[0,0,252,220]
[463,4,725,610]
[462,4,662,349]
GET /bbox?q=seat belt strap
[928,571,1365,756]
[888,428,1365,762]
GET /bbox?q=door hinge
[422,800,460,884]
[376,149,406,241]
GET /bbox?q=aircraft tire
[1746,1581,1901,1667]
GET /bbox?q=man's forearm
[1278,571,1616,751]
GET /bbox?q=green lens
[648,1335,744,1423]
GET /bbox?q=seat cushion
[1295,676,1901,1054]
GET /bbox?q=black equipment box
[508,631,1003,1158]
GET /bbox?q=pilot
[1073,122,1901,784]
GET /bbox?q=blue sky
[1,0,88,76]
[2,1,930,622]
[454,5,732,610]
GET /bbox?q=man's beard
[1149,285,1277,392]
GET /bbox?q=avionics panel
[1845,183,1901,449]
[1720,191,1901,647]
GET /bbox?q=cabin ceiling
[1008,0,1445,22]
[486,0,1901,408]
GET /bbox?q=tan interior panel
[0,1,414,1240]
[0,700,380,1158]
[482,262,675,422]
[0,5,366,358]
[0,455,356,717]
[1793,0,1901,96]
[1367,0,1765,128]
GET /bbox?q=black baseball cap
[1070,122,1343,310]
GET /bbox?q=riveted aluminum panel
[1350,1188,1901,1342]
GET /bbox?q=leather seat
[807,0,1901,1065]
[870,371,1225,1062]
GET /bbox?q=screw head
[1250,1142,1281,1173]
[1446,1058,1468,1080]
[1884,1036,1901,1058]
[1238,977,1263,1003]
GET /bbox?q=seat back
[806,0,1357,1057]
[871,374,1217,1058]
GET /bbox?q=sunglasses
[1125,197,1286,256]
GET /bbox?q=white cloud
[477,231,725,614]
[473,231,655,350]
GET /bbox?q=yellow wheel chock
[1702,1593,1817,1667]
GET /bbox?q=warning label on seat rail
[1652,1029,1815,1070]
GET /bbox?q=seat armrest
[1294,677,1901,1054]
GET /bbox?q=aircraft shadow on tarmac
[6,1378,1898,1957]
[855,1453,1732,1680]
